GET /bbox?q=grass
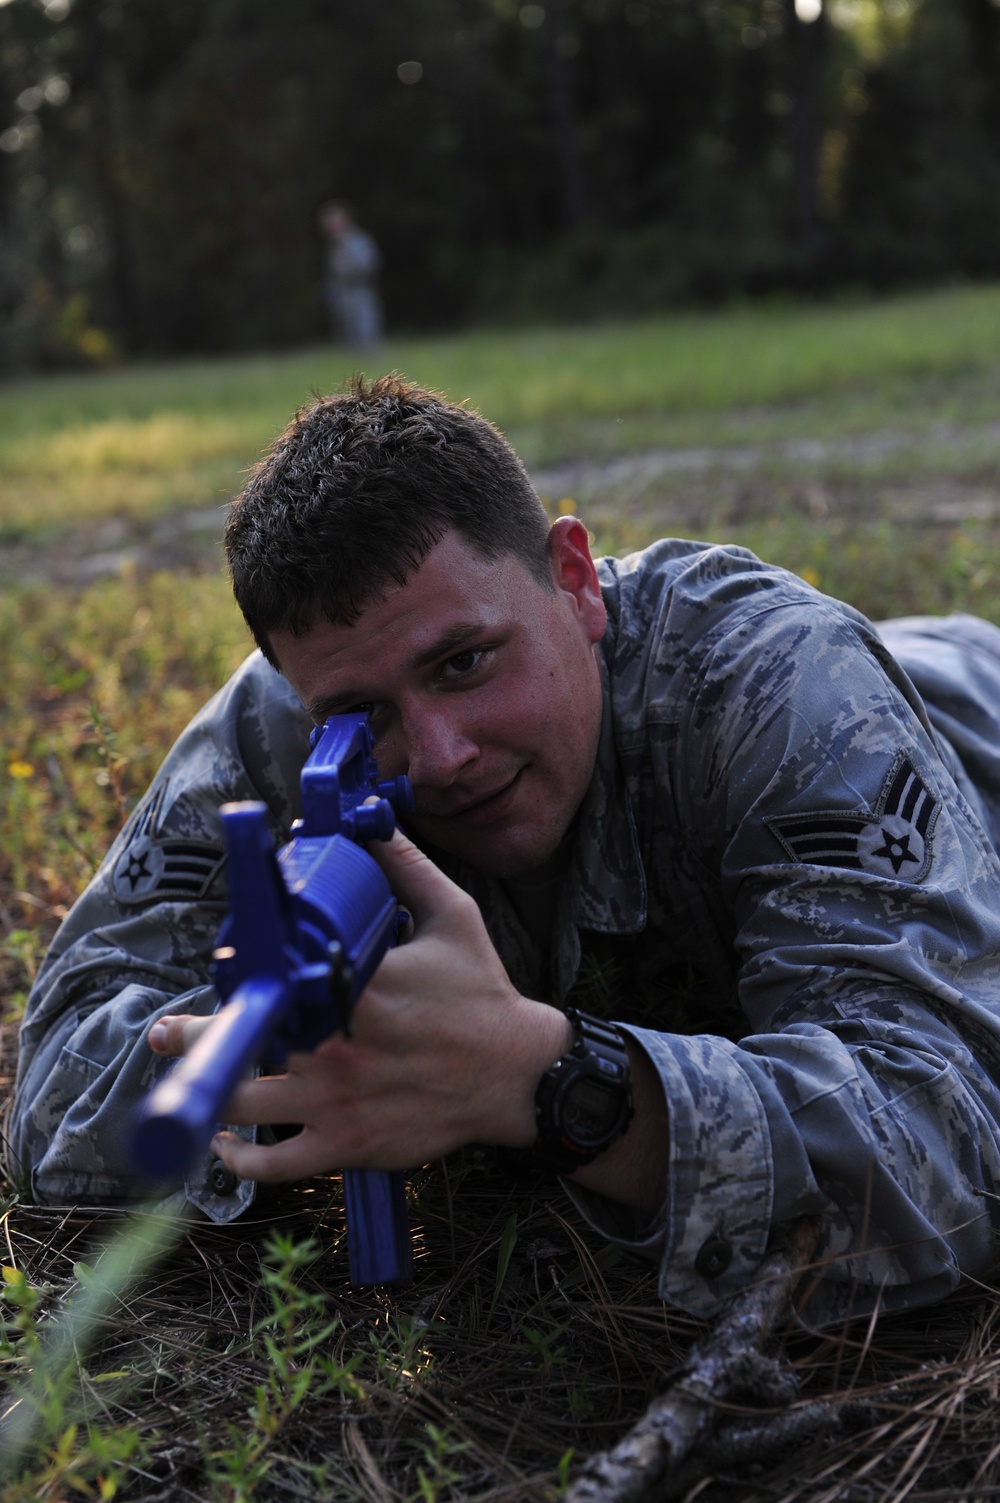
[4,284,1000,1499]
[5,280,1000,534]
[0,572,249,977]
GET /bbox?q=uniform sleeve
[9,652,312,1221]
[575,594,1000,1323]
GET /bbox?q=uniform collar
[550,654,648,996]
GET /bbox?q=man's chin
[410,817,562,880]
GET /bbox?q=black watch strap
[499,1008,634,1180]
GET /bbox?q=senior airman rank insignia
[112,784,224,907]
[767,752,938,883]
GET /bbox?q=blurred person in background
[318,202,384,351]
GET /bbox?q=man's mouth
[421,769,525,827]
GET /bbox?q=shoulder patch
[766,753,938,883]
[111,784,224,907]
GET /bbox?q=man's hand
[149,826,572,1184]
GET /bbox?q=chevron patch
[112,784,224,907]
[767,753,938,883]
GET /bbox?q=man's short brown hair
[225,374,552,667]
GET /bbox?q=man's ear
[548,516,607,644]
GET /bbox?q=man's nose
[403,708,479,787]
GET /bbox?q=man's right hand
[149,825,573,1182]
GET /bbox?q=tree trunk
[787,0,828,254]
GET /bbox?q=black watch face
[563,1075,624,1145]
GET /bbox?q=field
[4,283,1000,1500]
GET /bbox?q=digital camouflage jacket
[13,539,1000,1322]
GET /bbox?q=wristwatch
[501,1009,634,1179]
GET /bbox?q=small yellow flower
[557,497,576,515]
[8,760,34,779]
[799,567,820,589]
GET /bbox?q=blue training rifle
[131,713,415,1285]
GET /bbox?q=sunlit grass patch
[5,283,1000,537]
[31,413,243,476]
[0,413,259,532]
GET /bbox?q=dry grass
[4,1114,1000,1502]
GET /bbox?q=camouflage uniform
[13,540,1000,1322]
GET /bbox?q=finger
[366,824,466,925]
[210,1127,347,1185]
[148,1013,216,1056]
[220,1070,330,1126]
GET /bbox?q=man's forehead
[352,536,533,621]
[275,542,536,697]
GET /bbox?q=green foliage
[520,1321,571,1381]
[0,931,38,1024]
[486,1212,519,1329]
[469,183,794,323]
[837,0,1000,285]
[366,1312,438,1396]
[416,1423,473,1502]
[204,1232,365,1501]
[0,1420,144,1503]
[0,1210,180,1499]
[556,1448,576,1493]
[0,1181,676,1501]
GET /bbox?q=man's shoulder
[180,649,306,738]
[599,537,798,609]
[595,538,877,731]
[597,537,838,648]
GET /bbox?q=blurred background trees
[0,0,996,369]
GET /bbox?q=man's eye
[443,649,484,677]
